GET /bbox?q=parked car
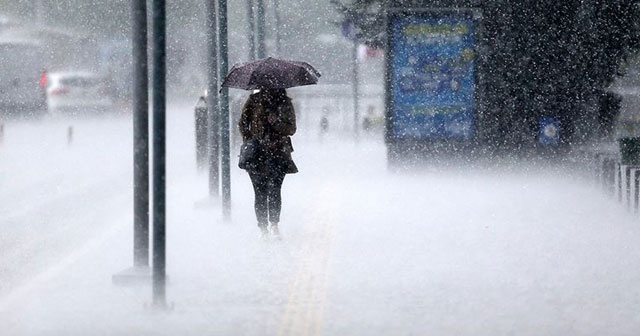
[0,39,47,118]
[46,71,113,115]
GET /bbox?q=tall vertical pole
[256,0,266,59]
[132,0,149,268]
[151,0,167,308]
[247,0,256,60]
[206,0,220,198]
[352,42,360,140]
[218,0,231,222]
[273,0,282,56]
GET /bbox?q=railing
[592,147,640,213]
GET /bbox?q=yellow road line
[277,182,339,336]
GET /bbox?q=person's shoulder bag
[238,138,263,170]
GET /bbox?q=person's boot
[259,224,269,239]
[270,222,281,240]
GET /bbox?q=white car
[46,71,113,115]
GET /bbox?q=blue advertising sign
[388,11,476,140]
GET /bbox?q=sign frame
[385,8,482,147]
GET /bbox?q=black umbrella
[221,57,321,90]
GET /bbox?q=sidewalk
[3,134,640,335]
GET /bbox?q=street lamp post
[132,0,150,269]
[112,0,150,287]
[256,0,266,59]
[273,0,282,56]
[352,42,360,140]
[217,0,231,221]
[206,0,220,198]
[151,0,167,308]
[247,0,256,60]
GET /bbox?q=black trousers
[248,170,286,227]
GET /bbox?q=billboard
[387,10,477,141]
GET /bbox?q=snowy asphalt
[1,104,640,335]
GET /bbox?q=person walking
[239,88,298,238]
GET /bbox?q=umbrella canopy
[221,57,321,90]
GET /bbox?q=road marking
[0,219,127,313]
[277,182,339,336]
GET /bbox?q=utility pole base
[112,266,152,286]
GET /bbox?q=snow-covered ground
[1,103,640,335]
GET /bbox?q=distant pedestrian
[362,105,375,132]
[319,105,330,141]
[320,115,329,133]
[239,89,298,238]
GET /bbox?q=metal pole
[273,0,282,56]
[206,0,220,198]
[256,0,266,58]
[132,0,149,269]
[352,42,360,140]
[218,0,231,221]
[151,0,167,308]
[247,0,256,60]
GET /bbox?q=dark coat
[239,91,298,174]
